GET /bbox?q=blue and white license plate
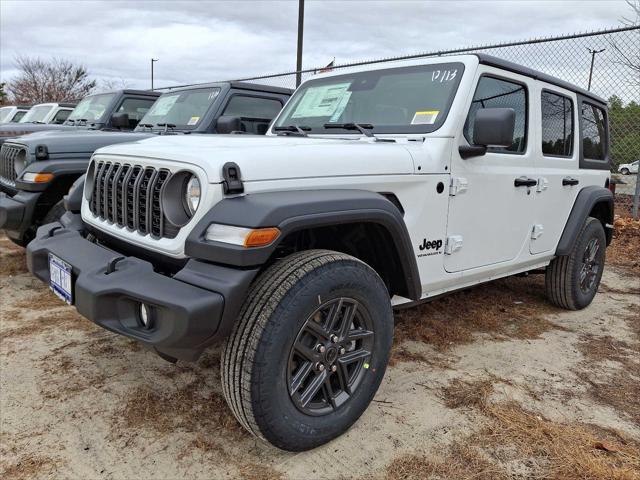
[49,253,73,305]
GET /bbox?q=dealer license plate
[49,253,73,305]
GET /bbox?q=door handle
[514,177,538,188]
[562,177,579,186]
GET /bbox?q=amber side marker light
[205,224,280,248]
[22,172,54,183]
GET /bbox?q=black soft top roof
[475,54,607,105]
[161,81,292,95]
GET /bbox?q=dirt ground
[1,212,639,479]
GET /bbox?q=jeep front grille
[89,161,176,238]
[0,144,25,187]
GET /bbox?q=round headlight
[185,176,201,216]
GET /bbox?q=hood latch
[222,162,244,195]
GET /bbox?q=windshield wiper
[139,123,154,131]
[273,125,311,137]
[323,122,374,137]
[157,123,176,134]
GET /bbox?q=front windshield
[0,107,14,123]
[19,105,54,123]
[275,62,464,134]
[67,93,116,123]
[137,87,221,130]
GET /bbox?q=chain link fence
[163,25,640,207]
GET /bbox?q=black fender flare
[63,173,86,213]
[185,189,422,301]
[15,159,90,192]
[556,185,613,256]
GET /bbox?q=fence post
[633,169,640,220]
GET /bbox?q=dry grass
[426,377,640,480]
[576,315,640,425]
[0,237,27,276]
[441,377,494,410]
[0,454,60,480]
[385,444,505,480]
[0,309,96,340]
[237,462,285,480]
[392,275,561,361]
[607,196,640,276]
[114,375,245,446]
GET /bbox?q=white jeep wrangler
[27,54,614,451]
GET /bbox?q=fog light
[139,303,152,328]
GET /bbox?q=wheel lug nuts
[339,347,346,355]
[316,345,326,353]
[331,365,337,372]
[315,362,325,372]
[330,335,338,343]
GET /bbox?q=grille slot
[0,144,26,187]
[89,160,178,238]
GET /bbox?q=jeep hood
[0,123,83,137]
[12,130,156,155]
[95,134,419,182]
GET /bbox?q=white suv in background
[618,160,639,175]
[17,102,76,125]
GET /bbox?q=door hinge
[531,224,544,240]
[222,162,244,195]
[449,177,468,196]
[444,235,464,254]
[536,177,549,193]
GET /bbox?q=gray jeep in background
[0,82,291,245]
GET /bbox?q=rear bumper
[0,188,40,243]
[26,220,258,361]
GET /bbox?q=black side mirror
[459,108,516,159]
[216,115,242,134]
[473,108,515,147]
[111,112,130,129]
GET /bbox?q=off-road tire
[545,216,606,310]
[221,249,393,451]
[42,200,66,225]
[620,168,630,175]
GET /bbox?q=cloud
[0,0,633,92]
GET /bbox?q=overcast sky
[0,0,634,91]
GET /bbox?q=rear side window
[581,103,607,160]
[52,109,71,124]
[541,91,573,157]
[464,76,527,153]
[223,95,283,134]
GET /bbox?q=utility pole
[151,58,159,90]
[587,48,605,91]
[296,0,304,87]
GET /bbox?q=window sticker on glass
[187,116,200,126]
[430,69,458,83]
[148,95,179,116]
[291,83,352,118]
[411,110,439,125]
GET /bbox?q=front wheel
[42,200,66,225]
[221,250,393,451]
[545,217,606,310]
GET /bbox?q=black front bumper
[0,187,41,243]
[26,221,258,361]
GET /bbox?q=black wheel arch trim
[185,189,422,301]
[556,185,613,256]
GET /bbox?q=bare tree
[607,0,640,88]
[6,56,97,104]
[0,82,8,105]
[99,77,132,91]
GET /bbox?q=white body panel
[83,54,610,304]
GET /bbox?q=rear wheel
[221,250,393,451]
[545,216,606,310]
